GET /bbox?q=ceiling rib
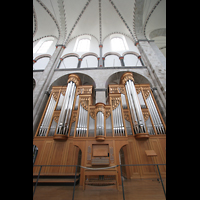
[108,0,136,42]
[99,0,102,44]
[36,0,61,38]
[143,0,162,40]
[64,0,92,45]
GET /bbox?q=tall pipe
[56,81,72,135]
[148,94,165,134]
[38,94,56,136]
[125,82,139,133]
[129,80,146,133]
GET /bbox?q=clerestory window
[76,38,90,52]
[33,40,53,54]
[111,37,126,51]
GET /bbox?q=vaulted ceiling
[33,0,166,56]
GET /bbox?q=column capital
[119,56,124,60]
[135,39,155,46]
[33,60,37,63]
[67,74,82,86]
[120,72,134,85]
[56,44,66,49]
[99,44,103,48]
[78,58,82,61]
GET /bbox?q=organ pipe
[76,98,89,137]
[56,81,76,135]
[55,74,81,137]
[112,99,125,136]
[121,73,146,134]
[38,94,56,136]
[96,111,104,136]
[146,93,165,134]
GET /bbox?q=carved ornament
[120,72,134,85]
[67,74,81,86]
[142,109,150,121]
[142,88,150,99]
[111,97,120,110]
[109,85,126,94]
[80,97,89,111]
[123,109,130,122]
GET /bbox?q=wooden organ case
[33,73,166,189]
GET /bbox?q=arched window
[111,37,125,51]
[76,38,90,52]
[33,40,53,54]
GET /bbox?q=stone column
[99,44,103,67]
[77,58,82,68]
[119,56,125,66]
[33,45,65,137]
[95,88,107,104]
[135,40,166,121]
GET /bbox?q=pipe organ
[35,73,165,139]
[34,72,166,187]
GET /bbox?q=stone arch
[61,53,79,60]
[33,54,51,62]
[49,72,96,89]
[122,51,140,57]
[105,71,152,90]
[81,52,98,59]
[103,52,121,58]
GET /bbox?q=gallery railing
[33,163,166,200]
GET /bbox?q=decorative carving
[135,87,141,94]
[143,88,151,99]
[67,74,81,86]
[77,86,92,95]
[53,111,61,123]
[53,116,59,123]
[61,87,67,96]
[123,109,130,122]
[109,85,126,94]
[111,97,120,110]
[105,108,111,119]
[71,111,77,123]
[142,110,149,121]
[52,92,59,101]
[80,97,89,111]
[89,109,95,119]
[120,72,134,85]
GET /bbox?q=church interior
[33,0,166,199]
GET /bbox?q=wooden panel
[92,144,109,157]
[145,150,157,157]
[136,140,155,177]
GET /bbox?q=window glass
[111,37,125,51]
[33,40,53,54]
[76,39,90,52]
[37,41,53,53]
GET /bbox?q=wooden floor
[33,178,166,200]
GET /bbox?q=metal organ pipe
[125,83,139,133]
[56,81,76,135]
[125,79,146,134]
[38,94,56,136]
[96,111,104,136]
[129,80,146,132]
[76,99,89,137]
[112,98,125,136]
[146,93,165,134]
